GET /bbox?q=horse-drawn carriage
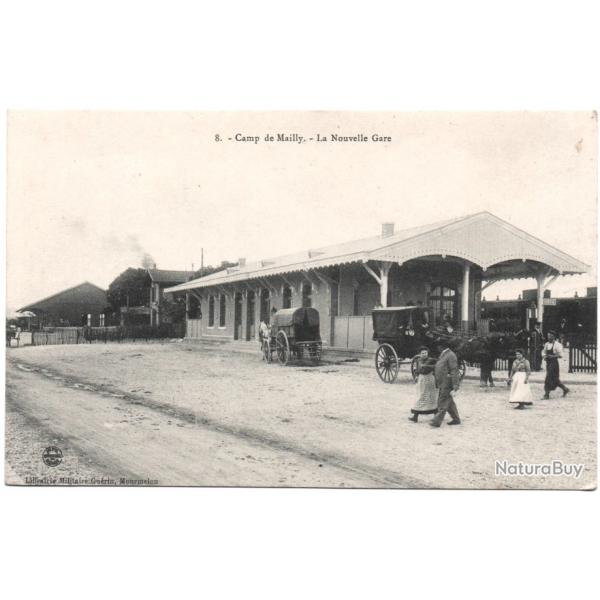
[262,307,322,366]
[372,306,467,383]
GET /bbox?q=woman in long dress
[409,347,438,422]
[508,348,533,409]
[542,330,569,399]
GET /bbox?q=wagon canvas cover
[272,307,319,329]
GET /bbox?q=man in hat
[530,322,543,371]
[542,330,569,399]
[430,339,461,427]
[558,317,569,347]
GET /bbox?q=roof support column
[362,261,392,307]
[536,272,545,330]
[461,262,470,330]
[536,268,558,331]
[379,262,392,307]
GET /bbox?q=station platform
[183,337,596,386]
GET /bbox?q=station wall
[185,260,483,348]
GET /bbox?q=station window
[429,285,457,324]
[188,294,201,319]
[283,286,292,309]
[208,296,215,327]
[219,294,227,326]
[302,284,312,308]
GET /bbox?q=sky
[6,111,597,311]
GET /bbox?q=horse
[453,329,531,380]
[419,327,531,384]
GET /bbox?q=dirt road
[5,342,597,488]
[5,358,420,487]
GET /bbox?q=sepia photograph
[2,3,600,599]
[5,111,597,489]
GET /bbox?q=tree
[107,268,149,312]
[160,294,186,323]
[192,260,238,279]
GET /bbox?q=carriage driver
[413,300,430,333]
[405,301,430,347]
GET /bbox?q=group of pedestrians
[508,329,570,407]
[409,329,571,426]
[409,340,461,427]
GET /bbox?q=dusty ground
[5,341,597,489]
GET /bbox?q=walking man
[430,340,461,427]
[542,330,570,399]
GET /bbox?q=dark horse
[453,330,531,380]
[415,327,530,383]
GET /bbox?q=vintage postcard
[5,111,597,489]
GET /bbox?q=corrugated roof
[165,212,589,293]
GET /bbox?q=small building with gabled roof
[146,268,195,326]
[165,212,589,350]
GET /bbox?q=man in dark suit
[530,322,543,371]
[430,340,461,427]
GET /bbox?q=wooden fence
[332,316,378,351]
[493,357,510,372]
[32,328,82,345]
[569,343,597,373]
[467,357,510,372]
[32,324,185,346]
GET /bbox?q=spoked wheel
[458,358,466,380]
[410,355,420,382]
[375,343,399,383]
[276,331,290,366]
[262,339,272,363]
[308,342,322,364]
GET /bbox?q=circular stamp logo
[42,446,63,467]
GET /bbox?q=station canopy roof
[165,212,589,294]
[147,268,195,284]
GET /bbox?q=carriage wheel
[458,358,466,380]
[309,343,322,364]
[410,355,420,382]
[375,343,399,383]
[276,331,290,366]
[262,339,272,363]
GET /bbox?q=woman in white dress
[408,347,438,422]
[508,348,533,409]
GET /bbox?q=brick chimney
[238,258,246,268]
[381,223,395,238]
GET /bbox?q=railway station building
[165,212,589,352]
